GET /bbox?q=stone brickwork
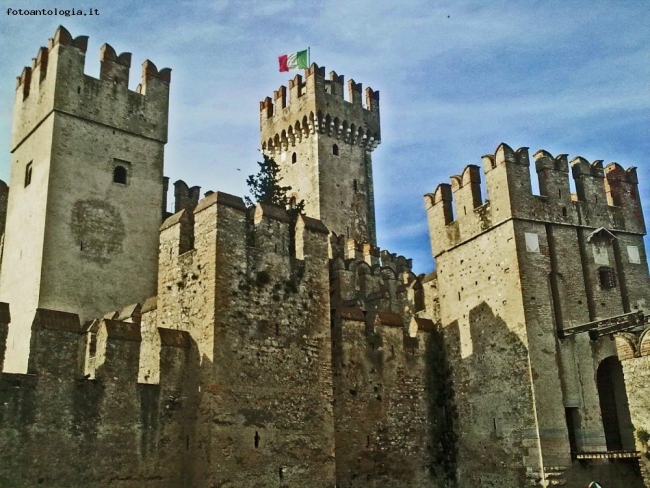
[328,235,442,486]
[150,193,337,487]
[616,330,650,485]
[0,308,190,487]
[260,64,380,245]
[0,26,649,488]
[425,143,649,487]
[0,26,170,373]
[0,192,444,487]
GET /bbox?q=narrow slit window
[113,165,127,185]
[333,144,339,156]
[291,152,297,164]
[24,161,33,187]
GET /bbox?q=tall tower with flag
[259,63,380,244]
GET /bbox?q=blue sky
[1,0,648,272]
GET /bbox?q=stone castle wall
[425,143,649,487]
[1,26,170,373]
[1,26,649,488]
[0,188,442,487]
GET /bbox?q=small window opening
[599,267,616,289]
[558,189,562,199]
[366,435,370,448]
[279,467,283,480]
[562,207,567,217]
[458,292,461,301]
[333,144,339,156]
[113,165,127,184]
[254,431,260,449]
[80,241,84,251]
[77,86,81,94]
[353,179,358,192]
[24,161,33,187]
[463,206,467,215]
[275,324,279,335]
[291,152,297,164]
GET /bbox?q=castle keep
[0,27,648,488]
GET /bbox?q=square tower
[260,64,380,244]
[425,143,649,486]
[0,26,171,372]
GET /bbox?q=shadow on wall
[443,301,535,488]
[442,301,645,488]
[0,312,202,487]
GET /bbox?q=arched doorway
[596,356,635,451]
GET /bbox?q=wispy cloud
[0,0,648,273]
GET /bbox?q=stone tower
[260,64,380,244]
[425,143,649,487]
[0,26,170,372]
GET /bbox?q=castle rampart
[1,26,170,373]
[425,143,646,257]
[0,304,193,486]
[426,144,649,487]
[12,26,170,151]
[149,191,338,486]
[260,64,380,154]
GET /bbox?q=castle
[0,26,648,488]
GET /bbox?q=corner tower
[0,26,170,372]
[425,143,649,487]
[260,64,380,244]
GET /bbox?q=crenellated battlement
[328,232,412,273]
[0,303,188,390]
[328,232,421,319]
[12,26,171,150]
[425,143,646,256]
[159,192,329,270]
[260,63,380,154]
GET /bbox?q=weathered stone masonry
[0,25,649,488]
[425,143,650,487]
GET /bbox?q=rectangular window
[24,161,33,187]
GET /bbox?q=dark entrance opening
[596,356,635,451]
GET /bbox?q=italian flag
[278,49,309,72]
